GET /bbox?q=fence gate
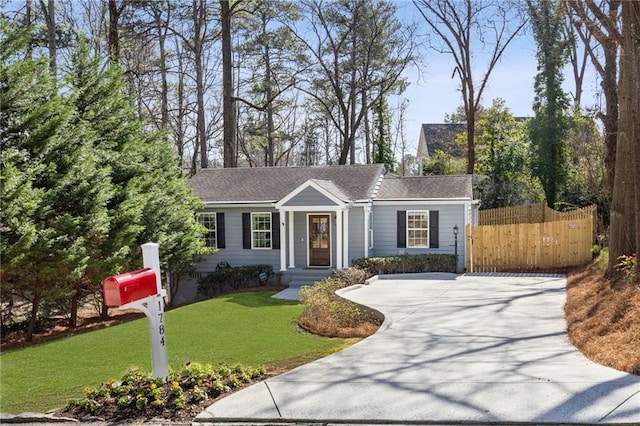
[467,204,596,272]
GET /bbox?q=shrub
[298,270,383,338]
[62,363,265,421]
[615,254,639,282]
[331,268,372,286]
[197,264,274,298]
[352,254,456,275]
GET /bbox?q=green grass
[0,291,350,414]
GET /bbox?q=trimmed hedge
[197,264,274,298]
[352,254,456,275]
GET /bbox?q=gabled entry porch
[275,179,357,272]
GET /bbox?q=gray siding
[347,207,365,265]
[195,207,280,272]
[371,203,467,271]
[282,186,338,207]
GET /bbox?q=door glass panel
[311,217,329,249]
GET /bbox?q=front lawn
[0,291,351,414]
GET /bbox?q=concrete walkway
[196,273,640,424]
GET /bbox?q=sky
[392,1,601,153]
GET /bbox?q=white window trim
[251,212,272,250]
[407,210,430,248]
[197,212,217,249]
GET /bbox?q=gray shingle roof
[420,123,466,157]
[188,164,386,203]
[376,174,473,200]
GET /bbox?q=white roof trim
[275,179,347,209]
[372,198,473,205]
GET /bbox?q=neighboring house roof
[188,163,386,203]
[376,174,473,200]
[417,123,466,161]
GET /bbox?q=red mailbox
[103,268,157,307]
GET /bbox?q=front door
[309,214,331,267]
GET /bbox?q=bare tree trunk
[39,0,56,73]
[608,1,639,276]
[602,41,619,191]
[466,105,476,174]
[26,292,41,341]
[68,290,79,329]
[263,14,275,167]
[108,0,120,63]
[221,0,236,168]
[26,0,32,58]
[565,0,621,193]
[363,90,371,164]
[193,0,208,169]
[154,1,170,129]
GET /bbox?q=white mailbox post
[102,243,169,379]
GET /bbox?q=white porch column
[342,209,349,268]
[288,210,295,268]
[279,210,287,272]
[336,209,343,269]
[363,205,369,258]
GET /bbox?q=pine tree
[65,39,209,309]
[0,21,111,336]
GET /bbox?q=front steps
[273,268,334,300]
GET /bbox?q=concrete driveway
[195,273,640,424]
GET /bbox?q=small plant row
[197,264,274,298]
[62,363,266,421]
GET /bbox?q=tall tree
[608,0,640,277]
[220,0,238,168]
[527,0,571,208]
[413,0,527,174]
[235,0,303,167]
[39,0,56,73]
[65,40,210,313]
[1,23,112,336]
[565,0,621,192]
[475,99,543,208]
[108,0,127,63]
[297,0,415,165]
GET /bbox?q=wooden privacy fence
[478,201,596,225]
[468,205,596,272]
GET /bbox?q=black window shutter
[216,212,225,248]
[397,210,406,248]
[429,210,439,248]
[271,212,280,249]
[242,213,251,249]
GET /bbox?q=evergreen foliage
[1,21,207,336]
[527,0,571,208]
[474,99,544,209]
[372,97,396,173]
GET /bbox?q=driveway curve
[196,273,640,424]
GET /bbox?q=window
[251,212,272,249]
[197,213,217,249]
[407,210,429,248]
